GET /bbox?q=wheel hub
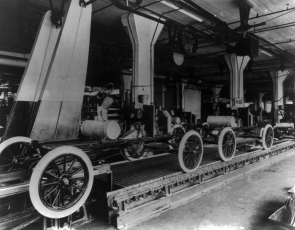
[62,177,69,185]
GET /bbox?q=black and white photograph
[1,0,295,229]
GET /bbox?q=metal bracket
[48,0,68,28]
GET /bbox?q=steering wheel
[97,83,114,99]
[278,110,285,119]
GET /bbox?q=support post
[257,92,265,122]
[270,70,289,124]
[284,96,290,104]
[120,74,132,106]
[264,100,271,113]
[121,13,164,108]
[253,98,257,111]
[211,85,223,116]
[224,54,250,109]
[30,0,92,141]
[3,11,60,140]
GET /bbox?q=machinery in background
[0,0,205,223]
[240,107,254,127]
[0,81,206,221]
[274,104,295,139]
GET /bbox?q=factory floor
[78,150,295,230]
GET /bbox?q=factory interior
[1,0,295,229]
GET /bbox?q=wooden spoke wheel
[29,146,93,218]
[110,0,143,10]
[218,127,236,161]
[278,110,285,119]
[0,137,37,173]
[171,126,186,145]
[262,124,274,150]
[168,126,186,150]
[178,131,203,173]
[120,142,147,161]
[178,30,198,56]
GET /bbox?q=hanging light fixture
[160,0,203,22]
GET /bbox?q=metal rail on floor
[0,164,111,198]
[1,141,295,230]
[106,141,295,229]
[0,164,111,230]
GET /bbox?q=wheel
[178,130,203,173]
[178,29,198,56]
[29,146,93,219]
[120,142,147,161]
[278,110,285,119]
[218,127,236,162]
[171,126,186,146]
[0,136,36,173]
[96,83,114,99]
[168,126,186,150]
[262,124,274,150]
[110,0,143,10]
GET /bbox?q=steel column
[121,13,164,108]
[3,11,60,140]
[257,92,265,122]
[224,54,250,109]
[30,0,92,141]
[270,70,289,124]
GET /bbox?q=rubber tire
[110,0,143,10]
[29,146,93,219]
[177,29,198,56]
[0,136,32,154]
[178,130,203,173]
[262,124,274,150]
[218,127,236,162]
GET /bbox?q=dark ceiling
[1,0,295,99]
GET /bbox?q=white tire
[29,146,93,219]
[262,124,274,150]
[178,130,203,173]
[218,127,236,162]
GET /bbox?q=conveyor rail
[106,140,295,229]
[0,164,111,198]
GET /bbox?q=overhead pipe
[0,55,27,68]
[108,1,229,48]
[260,38,295,47]
[228,6,295,25]
[92,3,113,14]
[181,0,225,25]
[254,22,295,33]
